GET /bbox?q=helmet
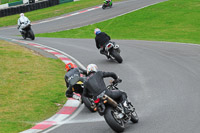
[94,28,101,35]
[65,62,75,72]
[87,64,98,74]
[20,13,24,17]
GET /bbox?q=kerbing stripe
[50,52,62,55]
[31,121,56,130]
[57,106,77,114]
[62,60,73,64]
[59,57,71,60]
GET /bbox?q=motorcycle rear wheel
[110,3,113,7]
[104,106,125,132]
[111,49,123,63]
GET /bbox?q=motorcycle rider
[94,28,111,58]
[105,0,112,4]
[17,13,31,34]
[83,64,131,113]
[64,62,87,101]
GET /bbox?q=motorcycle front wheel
[104,106,125,132]
[131,111,139,123]
[28,29,35,40]
[102,4,106,9]
[21,32,26,40]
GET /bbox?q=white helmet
[20,13,24,17]
[87,64,98,74]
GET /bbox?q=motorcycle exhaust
[103,95,118,108]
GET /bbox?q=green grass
[0,40,66,133]
[36,0,200,44]
[0,0,122,27]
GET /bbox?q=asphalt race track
[1,0,200,133]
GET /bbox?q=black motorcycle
[92,80,139,132]
[20,24,35,40]
[103,41,123,63]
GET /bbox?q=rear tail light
[94,98,100,103]
[107,44,112,48]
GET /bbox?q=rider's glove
[113,78,122,84]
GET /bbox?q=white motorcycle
[19,23,35,40]
[104,41,123,63]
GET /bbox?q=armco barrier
[0,0,65,17]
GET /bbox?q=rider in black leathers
[83,64,129,110]
[64,63,87,100]
[94,28,111,58]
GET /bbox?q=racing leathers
[65,67,87,99]
[17,16,31,33]
[106,0,112,4]
[95,32,111,56]
[83,71,127,104]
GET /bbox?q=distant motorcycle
[103,41,123,63]
[102,0,113,9]
[20,24,35,40]
[92,79,139,132]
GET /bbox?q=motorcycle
[103,41,123,63]
[102,0,113,9]
[20,24,35,40]
[72,81,96,112]
[92,80,139,132]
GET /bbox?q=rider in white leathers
[17,13,31,33]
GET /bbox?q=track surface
[1,0,200,133]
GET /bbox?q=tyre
[29,29,35,40]
[22,33,26,39]
[104,106,125,132]
[102,4,106,9]
[21,32,26,39]
[131,111,139,123]
[110,3,113,7]
[111,50,123,63]
[82,96,96,112]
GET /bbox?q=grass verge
[0,0,122,27]
[0,40,66,133]
[36,0,200,44]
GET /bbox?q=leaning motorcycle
[103,41,123,63]
[102,0,113,9]
[92,80,139,132]
[20,24,35,40]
